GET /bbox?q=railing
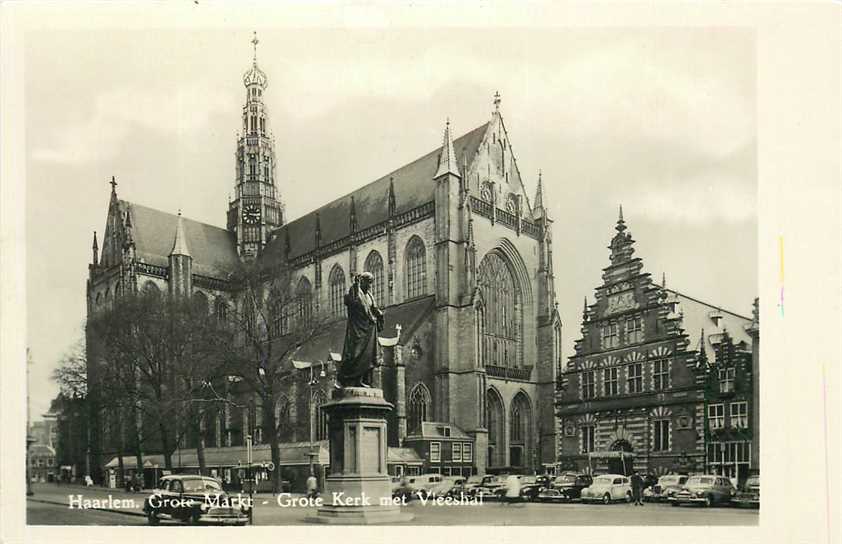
[469,196,493,219]
[521,219,541,238]
[485,365,533,381]
[136,262,168,278]
[496,208,517,229]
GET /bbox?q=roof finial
[434,117,460,179]
[619,204,624,222]
[662,272,666,288]
[251,31,259,64]
[493,91,501,112]
[534,170,544,210]
[109,176,117,193]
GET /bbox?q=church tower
[227,32,284,258]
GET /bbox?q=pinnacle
[434,118,461,179]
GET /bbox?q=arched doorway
[485,389,505,468]
[608,439,634,475]
[509,392,532,470]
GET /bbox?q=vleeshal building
[85,37,561,488]
[555,213,758,484]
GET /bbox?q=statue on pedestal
[338,272,384,388]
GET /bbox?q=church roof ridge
[117,199,239,278]
[262,122,490,263]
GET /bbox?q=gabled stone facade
[556,211,753,481]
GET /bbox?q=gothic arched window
[214,297,229,322]
[311,390,328,441]
[408,383,432,434]
[405,237,427,300]
[328,265,346,318]
[269,290,287,338]
[364,250,385,307]
[478,252,521,368]
[296,277,313,327]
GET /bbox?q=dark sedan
[143,475,250,525]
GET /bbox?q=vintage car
[518,476,546,501]
[470,474,506,499]
[547,473,594,501]
[425,477,465,498]
[391,476,415,502]
[670,475,736,507]
[580,474,632,504]
[462,475,485,495]
[143,475,250,526]
[644,474,689,502]
[733,475,760,508]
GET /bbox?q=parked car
[580,474,632,504]
[644,474,689,502]
[391,476,414,502]
[405,473,444,498]
[733,475,760,508]
[670,475,736,507]
[143,475,250,526]
[518,476,545,501]
[642,473,658,490]
[462,475,485,496]
[550,473,594,500]
[471,474,506,499]
[426,477,465,498]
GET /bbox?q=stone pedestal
[307,387,413,524]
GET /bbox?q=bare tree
[217,260,330,493]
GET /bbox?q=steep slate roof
[667,289,752,361]
[263,123,490,263]
[406,421,472,440]
[123,201,239,278]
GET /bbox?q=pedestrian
[630,471,644,506]
[503,474,521,506]
[85,475,93,487]
[306,472,318,500]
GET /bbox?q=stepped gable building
[86,37,561,484]
[556,210,754,481]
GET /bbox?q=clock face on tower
[243,204,261,225]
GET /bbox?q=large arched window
[296,277,313,327]
[269,290,287,338]
[142,281,160,296]
[478,252,521,368]
[328,265,346,318]
[214,297,229,322]
[405,237,427,300]
[407,383,432,434]
[486,389,505,468]
[311,390,328,441]
[364,250,385,308]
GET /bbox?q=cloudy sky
[24,26,756,418]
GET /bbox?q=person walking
[306,472,319,500]
[630,471,644,506]
[503,474,521,506]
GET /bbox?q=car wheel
[626,491,633,503]
[602,493,611,505]
[147,510,160,526]
[704,495,712,508]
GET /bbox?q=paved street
[26,483,757,526]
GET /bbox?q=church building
[86,35,561,485]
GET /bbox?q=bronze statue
[338,272,384,388]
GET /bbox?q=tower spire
[251,31,259,64]
[493,91,501,113]
[534,170,544,209]
[170,210,191,257]
[109,176,117,194]
[434,118,461,179]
